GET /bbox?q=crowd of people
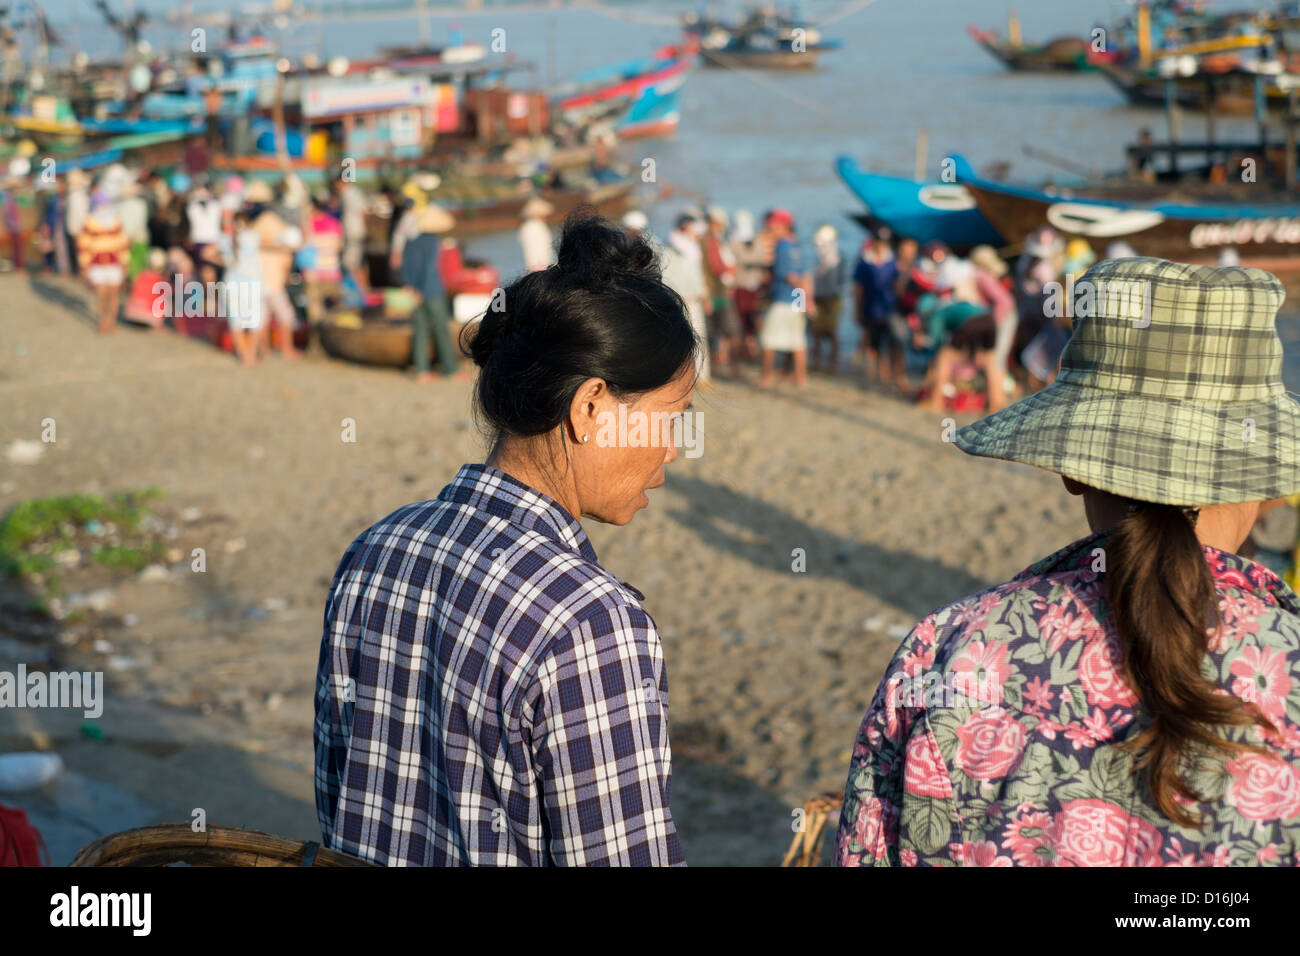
[4,161,495,374]
[615,201,1160,414]
[15,161,373,361]
[5,160,1183,406]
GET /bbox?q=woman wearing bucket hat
[837,257,1300,867]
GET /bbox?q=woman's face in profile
[581,364,697,526]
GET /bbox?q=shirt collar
[440,463,598,563]
[1018,528,1300,617]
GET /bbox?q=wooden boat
[835,155,1004,249]
[687,8,839,70]
[444,180,638,236]
[1095,60,1300,115]
[554,46,693,141]
[966,27,1096,72]
[953,155,1300,263]
[317,315,433,368]
[616,81,683,139]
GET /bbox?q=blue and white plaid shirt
[314,464,684,866]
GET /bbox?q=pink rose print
[1055,799,1164,866]
[843,794,902,864]
[1078,632,1139,710]
[954,708,1027,781]
[902,645,936,678]
[1064,707,1118,750]
[1226,753,1300,821]
[1039,602,1091,656]
[1212,561,1255,594]
[900,847,918,866]
[949,840,1013,867]
[882,678,903,740]
[1229,645,1293,724]
[958,591,1004,634]
[904,728,955,799]
[1001,810,1058,866]
[1023,675,1055,713]
[840,796,882,864]
[1258,844,1280,864]
[1214,592,1266,649]
[1203,845,1232,867]
[950,640,1011,700]
[913,617,938,646]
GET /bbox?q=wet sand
[0,272,1088,865]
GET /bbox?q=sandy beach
[0,272,1089,865]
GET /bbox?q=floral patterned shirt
[835,531,1300,867]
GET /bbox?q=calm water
[37,0,1300,386]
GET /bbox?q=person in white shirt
[65,169,91,272]
[659,212,712,383]
[338,179,369,292]
[518,196,555,272]
[116,180,150,278]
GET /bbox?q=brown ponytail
[1107,503,1275,828]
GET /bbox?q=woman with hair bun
[316,211,699,866]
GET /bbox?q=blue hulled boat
[835,155,1004,248]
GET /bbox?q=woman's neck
[487,440,581,521]
[1085,493,1256,555]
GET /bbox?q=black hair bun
[555,209,659,282]
[468,210,698,440]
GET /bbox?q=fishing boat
[1095,59,1300,115]
[615,73,684,139]
[966,26,1098,73]
[553,46,693,137]
[952,154,1300,263]
[834,155,1004,249]
[686,7,839,70]
[442,180,638,235]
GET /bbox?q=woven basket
[780,792,844,867]
[70,824,377,867]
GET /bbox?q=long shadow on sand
[662,472,991,621]
[744,378,959,453]
[27,274,96,326]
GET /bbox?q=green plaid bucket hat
[955,257,1300,506]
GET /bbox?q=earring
[582,434,589,443]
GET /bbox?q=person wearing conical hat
[389,174,441,274]
[518,196,554,272]
[401,203,468,383]
[838,257,1300,867]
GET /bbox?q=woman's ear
[568,377,607,441]
[1061,475,1087,497]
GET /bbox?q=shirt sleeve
[835,640,914,867]
[524,601,685,866]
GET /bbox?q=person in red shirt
[701,207,742,379]
[124,248,169,330]
[77,194,130,334]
